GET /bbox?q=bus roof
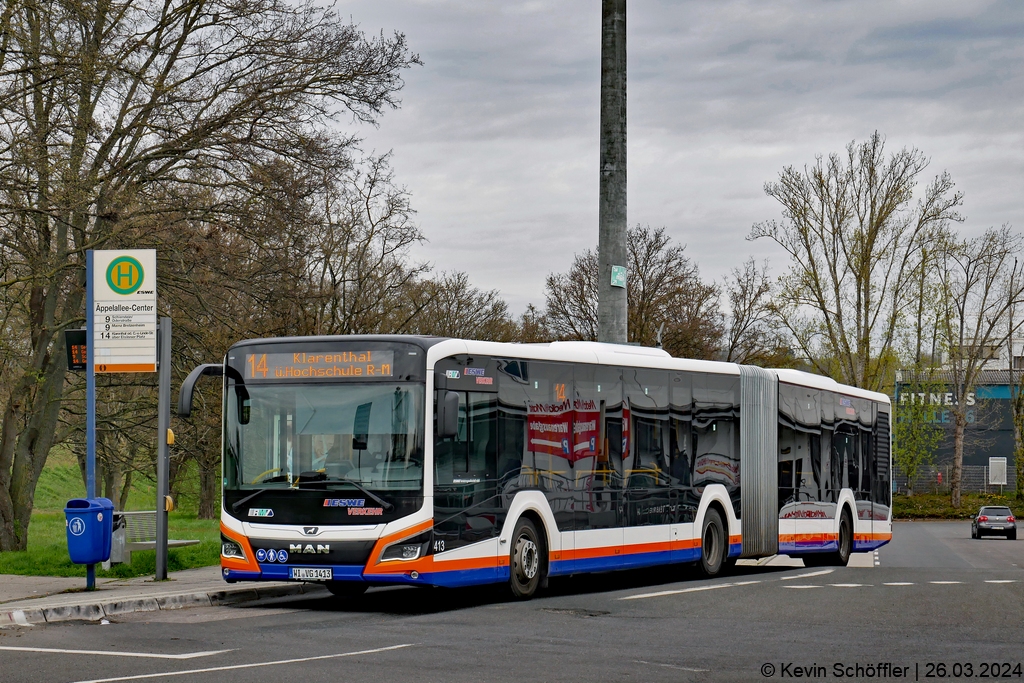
[226,335,889,406]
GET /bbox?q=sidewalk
[0,566,322,627]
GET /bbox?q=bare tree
[0,0,419,549]
[306,155,429,336]
[545,250,600,342]
[934,226,1024,507]
[721,258,793,366]
[749,132,963,391]
[408,272,517,341]
[544,225,722,359]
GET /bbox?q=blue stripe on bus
[780,540,839,554]
[361,566,510,588]
[224,565,367,583]
[853,539,887,552]
[728,542,742,558]
[255,564,366,581]
[550,547,703,576]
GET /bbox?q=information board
[243,350,395,380]
[64,329,87,370]
[92,250,157,372]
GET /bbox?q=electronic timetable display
[243,350,395,380]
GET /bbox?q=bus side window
[669,371,692,488]
[693,373,740,489]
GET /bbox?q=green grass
[893,492,1024,520]
[0,448,221,578]
[0,511,220,578]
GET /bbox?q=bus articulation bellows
[178,336,892,599]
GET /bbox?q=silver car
[971,506,1017,540]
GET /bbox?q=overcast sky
[342,1,1024,314]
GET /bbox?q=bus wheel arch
[508,511,548,599]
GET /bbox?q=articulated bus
[179,336,892,599]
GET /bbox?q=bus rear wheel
[825,509,853,566]
[699,508,726,577]
[509,517,544,599]
[325,581,368,598]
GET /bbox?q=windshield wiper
[300,478,395,512]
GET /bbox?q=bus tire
[509,517,544,599]
[827,508,853,566]
[325,581,368,598]
[699,508,726,577]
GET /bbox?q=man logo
[302,526,319,536]
[289,544,330,554]
[106,256,144,295]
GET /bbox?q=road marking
[732,580,761,586]
[884,582,914,586]
[635,659,710,672]
[781,569,834,580]
[783,585,821,589]
[985,580,1017,584]
[0,646,231,660]
[829,583,870,587]
[620,583,736,600]
[71,644,416,683]
[929,581,962,585]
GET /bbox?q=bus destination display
[244,351,395,380]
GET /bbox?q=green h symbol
[106,256,144,295]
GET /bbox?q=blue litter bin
[65,498,114,564]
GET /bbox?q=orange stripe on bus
[367,553,503,576]
[365,519,434,572]
[779,533,838,543]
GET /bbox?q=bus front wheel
[699,508,726,577]
[509,517,544,599]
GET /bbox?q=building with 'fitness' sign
[895,369,1017,472]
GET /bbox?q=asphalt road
[2,522,1022,683]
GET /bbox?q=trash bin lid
[64,497,115,513]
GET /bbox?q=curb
[0,582,319,627]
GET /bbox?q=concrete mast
[598,0,627,344]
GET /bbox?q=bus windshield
[225,382,425,492]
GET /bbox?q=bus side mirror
[436,390,460,439]
[177,364,224,417]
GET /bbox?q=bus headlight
[221,535,246,560]
[380,532,429,562]
[381,543,422,561]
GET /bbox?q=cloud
[341,0,1024,312]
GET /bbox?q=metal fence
[894,464,1017,495]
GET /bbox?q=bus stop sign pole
[85,251,97,590]
[155,317,171,581]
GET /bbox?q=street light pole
[598,0,627,344]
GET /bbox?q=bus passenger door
[621,369,673,568]
[433,360,501,578]
[571,367,623,573]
